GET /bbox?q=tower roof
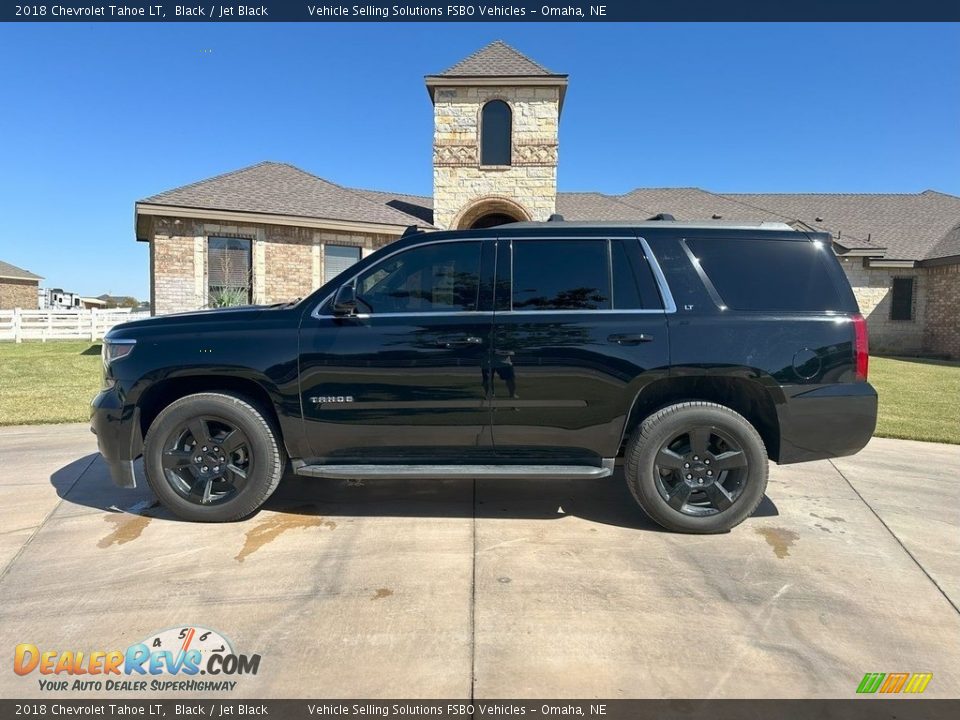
[425,40,568,108]
[433,40,562,78]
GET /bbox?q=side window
[890,277,914,321]
[353,241,482,314]
[512,239,611,311]
[684,237,843,311]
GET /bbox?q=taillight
[852,313,869,381]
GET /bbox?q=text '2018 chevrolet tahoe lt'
[92,221,877,533]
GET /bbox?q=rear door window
[684,237,843,311]
[512,239,611,311]
[509,238,663,312]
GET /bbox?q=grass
[870,356,960,445]
[1,343,958,445]
[0,341,103,426]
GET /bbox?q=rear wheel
[143,392,284,522]
[625,402,768,533]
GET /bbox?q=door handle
[608,333,654,345]
[435,336,484,348]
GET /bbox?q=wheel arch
[137,375,287,454]
[620,376,782,462]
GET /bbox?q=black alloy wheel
[653,426,748,516]
[143,392,285,522]
[624,401,769,534]
[161,415,253,506]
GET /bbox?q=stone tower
[425,41,568,230]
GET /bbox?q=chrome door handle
[608,333,653,345]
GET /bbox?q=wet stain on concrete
[811,512,846,523]
[372,588,393,601]
[98,513,152,548]
[235,510,336,563]
[756,527,799,559]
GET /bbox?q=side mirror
[333,284,358,316]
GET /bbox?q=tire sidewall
[628,404,768,533]
[144,394,280,522]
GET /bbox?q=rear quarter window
[684,237,844,312]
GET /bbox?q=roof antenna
[547,213,565,222]
[401,225,422,238]
[648,213,676,221]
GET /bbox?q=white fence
[0,308,151,342]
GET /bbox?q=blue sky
[0,22,957,300]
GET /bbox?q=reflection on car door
[490,235,671,461]
[298,239,496,462]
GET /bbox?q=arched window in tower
[480,100,512,166]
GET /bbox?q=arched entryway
[453,196,531,230]
[470,212,517,229]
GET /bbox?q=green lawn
[1,343,958,445]
[0,341,103,426]
[870,356,960,445]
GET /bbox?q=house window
[324,245,362,284]
[207,237,251,307]
[480,100,512,166]
[890,277,914,321]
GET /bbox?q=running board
[294,461,614,481]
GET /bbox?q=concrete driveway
[0,423,958,699]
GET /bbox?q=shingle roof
[139,162,426,228]
[138,161,960,263]
[433,40,561,77]
[354,188,435,226]
[297,184,960,261]
[556,192,657,221]
[0,260,42,281]
[925,221,960,261]
[718,191,960,260]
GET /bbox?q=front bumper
[776,382,878,464]
[90,384,143,488]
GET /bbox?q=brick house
[135,41,960,357]
[0,260,42,310]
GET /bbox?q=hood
[104,303,294,338]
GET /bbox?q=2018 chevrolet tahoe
[91,221,877,533]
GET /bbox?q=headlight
[102,338,136,365]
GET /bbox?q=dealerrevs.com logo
[14,626,261,693]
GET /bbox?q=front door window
[353,241,483,314]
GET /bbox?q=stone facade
[923,263,960,358]
[0,277,39,310]
[836,256,960,358]
[837,257,927,354]
[150,216,394,315]
[432,85,560,230]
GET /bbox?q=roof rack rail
[547,213,565,222]
[647,213,676,221]
[401,225,424,238]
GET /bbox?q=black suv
[92,222,877,533]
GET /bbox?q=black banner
[3,700,960,719]
[3,0,960,22]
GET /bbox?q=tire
[624,401,768,534]
[143,392,285,522]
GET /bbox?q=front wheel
[143,392,285,522]
[625,402,768,533]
